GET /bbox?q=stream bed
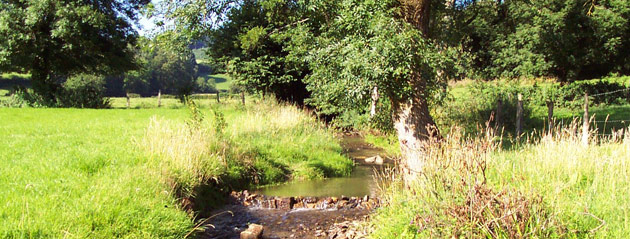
[200,134,392,239]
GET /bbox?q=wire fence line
[589,88,630,97]
[593,120,629,123]
[508,87,630,137]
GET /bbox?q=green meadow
[0,98,352,238]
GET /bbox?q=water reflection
[254,135,392,197]
[255,166,385,197]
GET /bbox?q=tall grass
[369,123,630,238]
[490,126,630,237]
[140,98,353,212]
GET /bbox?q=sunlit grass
[490,131,630,238]
[0,108,192,238]
[0,99,352,238]
[369,125,630,238]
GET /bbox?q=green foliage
[0,93,29,108]
[559,79,629,108]
[434,81,534,134]
[58,74,110,108]
[0,0,148,102]
[124,35,199,98]
[462,0,630,80]
[330,110,369,130]
[211,108,227,136]
[185,98,204,131]
[299,0,454,122]
[195,77,218,93]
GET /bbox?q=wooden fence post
[516,94,523,138]
[241,92,245,105]
[157,90,162,108]
[216,92,220,103]
[496,98,503,129]
[546,100,554,132]
[582,93,590,146]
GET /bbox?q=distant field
[209,74,232,91]
[197,73,233,92]
[1,72,30,79]
[108,93,247,109]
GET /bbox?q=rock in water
[365,155,384,164]
[374,155,384,165]
[240,224,264,239]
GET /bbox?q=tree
[0,0,149,104]
[158,0,458,178]
[302,0,453,179]
[460,0,630,81]
[124,34,198,99]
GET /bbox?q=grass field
[367,127,630,238]
[0,108,192,238]
[197,73,233,92]
[0,98,351,238]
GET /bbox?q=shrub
[559,79,629,108]
[0,93,29,108]
[331,109,369,131]
[58,74,110,108]
[195,77,218,93]
[435,81,533,135]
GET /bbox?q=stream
[200,134,391,239]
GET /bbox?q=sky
[137,15,157,36]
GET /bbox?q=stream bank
[199,134,392,239]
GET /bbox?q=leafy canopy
[0,0,149,102]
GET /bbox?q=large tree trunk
[393,0,438,181]
[31,55,58,104]
[392,83,439,181]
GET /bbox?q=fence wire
[589,88,630,97]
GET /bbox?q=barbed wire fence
[506,87,630,141]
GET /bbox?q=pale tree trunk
[392,82,439,181]
[370,86,379,117]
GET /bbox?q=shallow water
[253,135,390,197]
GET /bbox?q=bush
[435,81,533,135]
[559,79,629,108]
[58,74,110,108]
[0,93,29,108]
